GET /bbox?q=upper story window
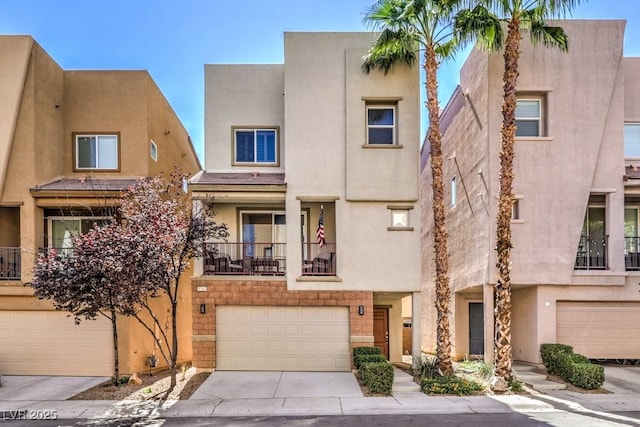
[451,176,457,207]
[515,98,542,137]
[74,133,119,171]
[367,106,396,145]
[625,123,640,159]
[150,140,158,161]
[234,128,278,165]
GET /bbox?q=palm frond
[454,5,504,52]
[528,20,569,51]
[362,27,418,74]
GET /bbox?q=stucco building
[0,36,200,375]
[190,32,422,371]
[421,20,640,364]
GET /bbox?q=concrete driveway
[189,371,363,400]
[602,365,640,394]
[0,375,108,401]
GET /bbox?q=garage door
[557,302,640,359]
[0,311,113,376]
[216,306,350,371]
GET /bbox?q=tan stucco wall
[0,36,199,374]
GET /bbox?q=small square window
[150,140,158,161]
[234,128,278,165]
[391,209,409,227]
[515,98,542,137]
[74,133,119,170]
[367,106,395,144]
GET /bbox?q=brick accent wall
[191,279,373,369]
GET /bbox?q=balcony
[204,242,286,276]
[575,235,608,270]
[302,243,337,276]
[0,247,21,280]
[625,237,640,270]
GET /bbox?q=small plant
[111,376,130,386]
[143,386,152,393]
[360,361,394,395]
[507,377,525,392]
[421,376,483,395]
[354,354,387,370]
[458,359,493,379]
[413,355,438,379]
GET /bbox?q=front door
[469,303,484,355]
[373,307,389,359]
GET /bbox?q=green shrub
[353,346,381,362]
[354,354,387,370]
[111,376,130,386]
[540,343,574,375]
[540,343,604,390]
[507,377,525,393]
[421,376,483,395]
[567,363,604,390]
[413,355,439,379]
[360,362,394,395]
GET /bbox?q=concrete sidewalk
[1,369,639,422]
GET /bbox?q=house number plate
[196,286,207,292]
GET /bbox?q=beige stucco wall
[204,65,284,172]
[0,36,199,373]
[423,20,640,363]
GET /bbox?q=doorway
[373,307,389,359]
[469,302,484,356]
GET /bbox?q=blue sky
[1,0,638,163]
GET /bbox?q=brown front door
[373,307,389,359]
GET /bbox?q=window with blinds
[625,123,640,159]
[515,98,542,137]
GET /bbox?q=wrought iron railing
[575,235,608,270]
[203,242,286,276]
[625,237,640,270]
[0,247,21,280]
[302,243,337,276]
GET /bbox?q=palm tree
[363,0,462,376]
[455,0,583,382]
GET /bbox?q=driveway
[189,371,363,400]
[0,375,108,401]
[601,365,640,394]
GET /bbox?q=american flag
[317,205,325,248]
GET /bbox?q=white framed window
[74,133,119,170]
[625,123,640,159]
[451,176,457,207]
[48,216,111,254]
[150,140,158,161]
[366,106,396,145]
[515,98,542,137]
[512,199,520,220]
[234,128,278,165]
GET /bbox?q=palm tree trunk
[425,44,453,376]
[494,17,522,381]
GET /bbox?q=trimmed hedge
[353,346,382,360]
[354,354,387,370]
[540,343,604,390]
[360,361,394,395]
[421,376,483,395]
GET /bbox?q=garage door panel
[217,306,350,371]
[0,311,113,376]
[557,302,640,359]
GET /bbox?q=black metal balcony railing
[204,242,286,276]
[575,235,608,270]
[302,243,337,276]
[625,237,640,270]
[0,247,21,280]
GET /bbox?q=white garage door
[0,311,114,376]
[216,306,351,371]
[557,302,640,359]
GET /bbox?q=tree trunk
[494,18,522,381]
[170,294,179,388]
[425,44,453,376]
[110,310,120,385]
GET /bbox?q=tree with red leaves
[32,168,228,387]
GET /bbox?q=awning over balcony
[189,172,286,203]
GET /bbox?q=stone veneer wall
[191,279,374,369]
